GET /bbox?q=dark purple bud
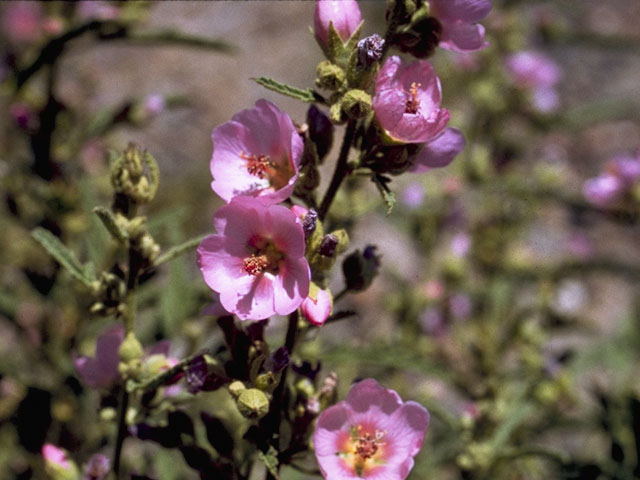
[357,34,385,68]
[319,234,339,257]
[83,454,110,480]
[185,355,226,394]
[307,105,334,161]
[303,209,318,239]
[342,245,381,291]
[292,360,322,380]
[264,346,289,373]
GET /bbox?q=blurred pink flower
[373,56,450,144]
[505,50,562,112]
[610,153,640,185]
[301,287,332,326]
[400,182,426,209]
[210,100,303,205]
[143,93,166,117]
[314,0,362,49]
[429,0,492,52]
[76,1,120,21]
[198,197,310,321]
[314,378,429,479]
[42,444,72,470]
[73,326,124,390]
[582,174,624,208]
[2,2,44,45]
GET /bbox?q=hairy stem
[318,120,357,221]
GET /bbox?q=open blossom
[198,196,310,321]
[428,0,492,52]
[210,99,303,205]
[314,379,429,479]
[73,326,124,389]
[373,56,450,144]
[2,1,44,45]
[314,0,362,49]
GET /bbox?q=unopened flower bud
[42,444,79,480]
[319,234,339,257]
[302,209,318,240]
[83,453,110,480]
[342,245,381,292]
[301,286,333,326]
[330,101,346,125]
[357,34,385,68]
[315,61,346,91]
[314,0,362,50]
[139,234,160,262]
[110,143,159,205]
[229,381,246,399]
[119,332,143,363]
[318,371,338,410]
[340,89,372,120]
[255,372,278,393]
[307,105,334,161]
[236,388,270,420]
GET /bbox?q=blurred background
[1,1,640,479]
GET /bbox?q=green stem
[153,234,207,267]
[318,121,357,220]
[112,389,129,479]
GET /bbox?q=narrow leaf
[31,227,93,287]
[257,446,279,480]
[93,206,128,243]
[252,77,320,103]
[372,174,396,214]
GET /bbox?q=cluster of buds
[110,143,159,210]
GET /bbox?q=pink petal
[274,258,310,315]
[346,379,403,415]
[431,0,492,23]
[410,127,466,172]
[269,205,306,257]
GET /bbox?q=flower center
[240,152,274,179]
[338,425,386,477]
[243,254,270,276]
[242,236,284,276]
[404,82,421,114]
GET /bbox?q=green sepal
[372,174,396,214]
[31,227,97,288]
[327,21,363,68]
[252,77,321,103]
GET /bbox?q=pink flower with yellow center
[198,196,310,321]
[373,56,450,144]
[210,99,303,205]
[314,379,429,479]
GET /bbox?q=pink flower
[409,127,466,172]
[210,99,303,205]
[429,0,492,52]
[301,287,332,326]
[373,56,450,144]
[73,326,124,390]
[314,0,362,49]
[198,197,310,321]
[314,379,429,480]
[42,444,72,470]
[2,2,44,45]
[582,174,624,208]
[505,51,562,112]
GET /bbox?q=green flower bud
[340,89,372,120]
[119,332,143,364]
[330,100,347,125]
[228,381,246,399]
[110,143,159,205]
[255,372,279,393]
[315,61,346,91]
[236,388,270,420]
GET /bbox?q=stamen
[240,152,273,179]
[404,82,421,114]
[354,427,386,461]
[243,254,269,276]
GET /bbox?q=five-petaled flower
[210,99,303,205]
[198,196,311,321]
[373,56,450,144]
[314,378,429,479]
[428,0,492,52]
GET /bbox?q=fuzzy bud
[316,61,346,91]
[302,209,318,240]
[342,245,381,292]
[307,105,334,161]
[340,89,372,120]
[236,388,270,420]
[357,34,385,68]
[314,0,362,49]
[110,143,159,206]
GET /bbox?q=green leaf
[257,446,279,480]
[31,227,95,287]
[252,77,320,103]
[372,174,396,214]
[93,206,128,244]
